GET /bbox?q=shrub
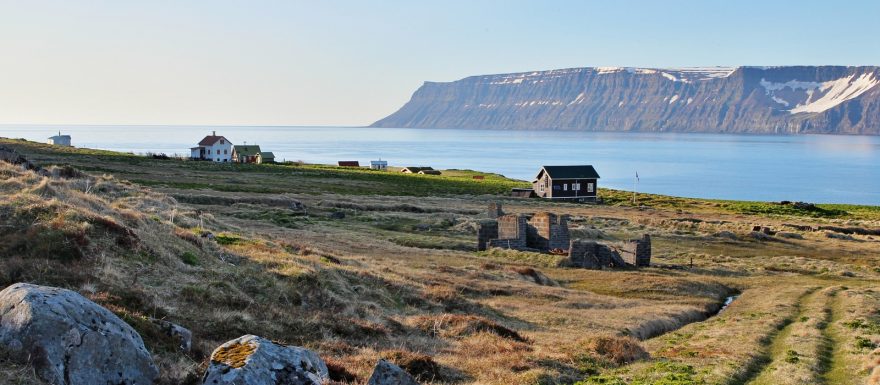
[214,234,241,245]
[785,349,800,363]
[581,335,649,365]
[179,251,199,266]
[857,337,877,350]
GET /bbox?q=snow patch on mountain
[761,73,879,114]
[790,73,878,114]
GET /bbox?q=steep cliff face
[371,66,880,134]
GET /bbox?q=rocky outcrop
[202,334,329,385]
[367,359,420,385]
[372,66,880,135]
[0,283,158,385]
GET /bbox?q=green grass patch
[214,233,242,245]
[179,251,199,266]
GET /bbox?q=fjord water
[2,125,879,205]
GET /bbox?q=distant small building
[511,188,537,198]
[260,152,275,164]
[191,131,232,162]
[418,170,441,175]
[233,145,263,164]
[401,166,433,174]
[370,159,388,171]
[533,165,600,202]
[337,161,360,167]
[47,132,71,147]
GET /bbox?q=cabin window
[539,182,545,192]
[553,185,560,190]
[563,184,568,191]
[573,182,581,190]
[224,150,227,154]
[587,183,594,193]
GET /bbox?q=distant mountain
[371,66,880,135]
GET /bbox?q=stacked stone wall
[488,202,504,219]
[477,221,499,251]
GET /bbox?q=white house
[190,131,233,162]
[370,159,388,171]
[47,132,71,147]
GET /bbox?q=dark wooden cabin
[532,165,600,202]
[337,161,360,167]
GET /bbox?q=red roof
[337,161,360,167]
[198,135,227,146]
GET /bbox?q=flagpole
[632,172,637,205]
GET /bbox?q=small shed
[233,145,263,164]
[260,152,275,164]
[370,160,388,171]
[401,166,433,174]
[47,132,72,147]
[338,161,360,167]
[511,188,537,198]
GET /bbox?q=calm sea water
[2,125,878,205]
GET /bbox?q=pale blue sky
[1,0,879,126]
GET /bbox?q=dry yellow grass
[1,140,879,385]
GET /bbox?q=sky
[1,0,879,126]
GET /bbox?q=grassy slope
[1,138,879,385]
[4,138,878,219]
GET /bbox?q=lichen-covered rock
[0,283,158,385]
[367,359,420,385]
[202,335,329,385]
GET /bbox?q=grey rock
[0,283,158,385]
[202,334,328,385]
[371,66,880,135]
[328,211,346,219]
[367,359,420,385]
[151,317,193,352]
[826,232,856,241]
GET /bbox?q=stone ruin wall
[565,235,651,269]
[526,212,570,251]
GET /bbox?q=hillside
[1,138,880,385]
[372,66,880,135]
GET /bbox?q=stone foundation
[565,234,651,269]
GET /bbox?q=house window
[563,184,568,191]
[224,150,227,154]
[220,140,224,144]
[587,183,594,193]
[573,182,581,190]
[539,182,545,192]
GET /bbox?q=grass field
[1,138,878,385]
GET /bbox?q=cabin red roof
[337,161,360,167]
[198,135,227,146]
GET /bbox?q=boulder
[0,283,158,385]
[202,334,329,385]
[367,359,420,385]
[151,317,193,352]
